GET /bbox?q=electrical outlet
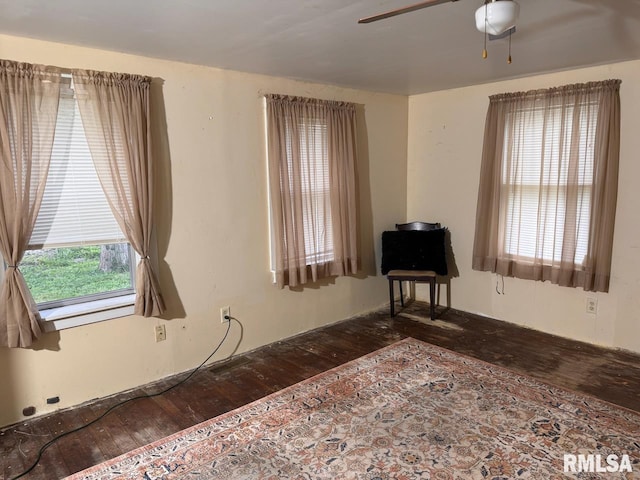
[220,306,231,323]
[155,324,166,342]
[586,297,597,314]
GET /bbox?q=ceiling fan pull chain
[482,3,488,59]
[483,32,488,59]
[507,29,513,63]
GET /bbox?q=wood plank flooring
[2,302,640,479]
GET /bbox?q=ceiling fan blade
[358,0,459,24]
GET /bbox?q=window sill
[39,294,136,332]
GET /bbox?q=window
[20,78,135,311]
[284,116,334,266]
[265,94,358,288]
[502,101,596,265]
[1,60,162,347]
[472,80,621,292]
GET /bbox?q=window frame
[25,243,137,309]
[39,293,136,331]
[0,258,136,331]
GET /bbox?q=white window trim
[39,293,136,332]
[264,98,276,284]
[0,250,138,332]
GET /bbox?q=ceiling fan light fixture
[475,0,519,36]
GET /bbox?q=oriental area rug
[67,338,640,479]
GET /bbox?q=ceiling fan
[358,0,520,61]
[358,0,460,25]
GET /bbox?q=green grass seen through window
[20,245,132,304]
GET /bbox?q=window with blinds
[20,77,134,307]
[283,117,334,266]
[29,80,126,249]
[501,101,597,265]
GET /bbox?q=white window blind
[284,117,334,265]
[29,80,126,249]
[502,101,596,265]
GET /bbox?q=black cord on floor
[10,318,234,480]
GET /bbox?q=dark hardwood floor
[2,302,640,479]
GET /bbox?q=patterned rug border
[65,337,640,479]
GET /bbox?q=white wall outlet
[586,297,597,314]
[220,306,231,323]
[155,324,166,342]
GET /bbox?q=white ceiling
[0,0,639,95]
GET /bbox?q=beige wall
[0,34,408,428]
[408,60,640,354]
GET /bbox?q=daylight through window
[472,80,621,292]
[21,77,135,308]
[502,101,596,265]
[284,117,334,265]
[265,94,358,288]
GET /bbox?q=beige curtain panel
[472,80,621,292]
[72,70,165,316]
[0,60,62,348]
[266,94,358,288]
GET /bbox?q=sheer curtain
[266,95,358,288]
[72,70,165,316]
[473,80,621,292]
[0,60,62,347]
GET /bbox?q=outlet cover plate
[155,324,166,342]
[586,297,597,314]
